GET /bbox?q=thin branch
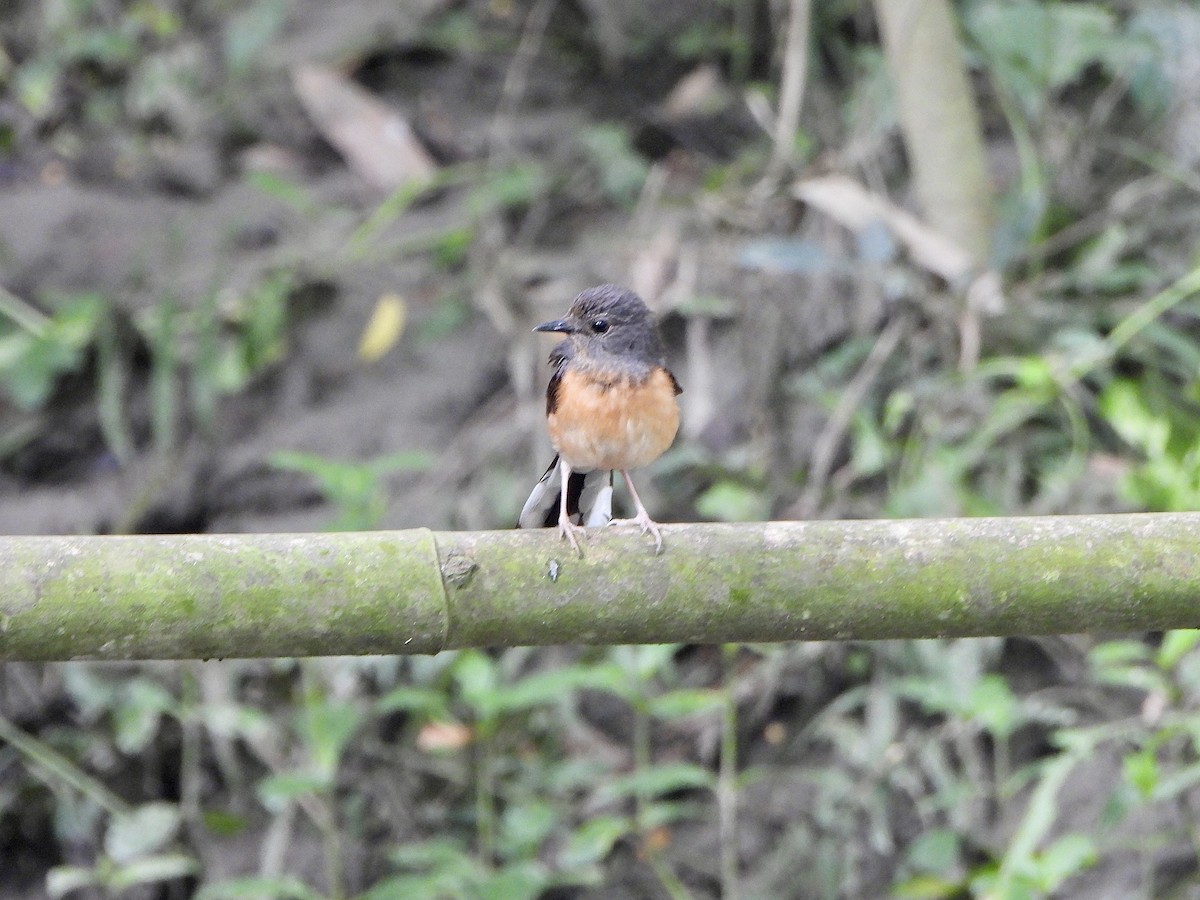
[718,644,742,900]
[762,0,813,184]
[486,0,557,166]
[792,316,907,519]
[0,285,51,337]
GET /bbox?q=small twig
[718,644,742,900]
[485,0,558,166]
[474,0,558,359]
[0,285,51,337]
[1099,264,1200,368]
[0,711,132,816]
[730,0,755,84]
[792,316,906,518]
[760,0,812,187]
[259,801,297,879]
[1106,136,1200,196]
[1016,176,1168,268]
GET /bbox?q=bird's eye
[591,318,609,333]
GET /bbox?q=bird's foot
[558,516,587,557]
[608,509,664,554]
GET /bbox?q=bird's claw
[608,511,664,555]
[558,517,586,557]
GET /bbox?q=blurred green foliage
[0,292,104,409]
[268,450,435,531]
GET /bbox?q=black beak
[533,318,575,334]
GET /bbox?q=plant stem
[0,712,131,817]
[475,724,497,864]
[718,644,742,900]
[0,285,51,336]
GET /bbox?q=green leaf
[388,836,473,870]
[223,0,287,74]
[196,875,324,900]
[696,479,770,522]
[967,3,1117,114]
[61,663,119,719]
[201,808,248,837]
[597,762,716,802]
[299,698,361,779]
[1123,746,1158,798]
[1149,761,1200,802]
[647,688,724,720]
[905,828,962,876]
[382,838,480,897]
[15,56,60,119]
[577,124,649,207]
[891,874,964,900]
[469,164,547,216]
[200,702,271,742]
[1089,639,1166,692]
[1157,629,1200,670]
[476,861,554,899]
[108,854,199,889]
[268,450,431,531]
[1099,378,1168,457]
[640,799,701,829]
[883,389,914,434]
[364,872,472,900]
[967,675,1021,740]
[47,866,99,899]
[246,171,316,213]
[498,802,557,859]
[494,665,627,714]
[965,862,1002,899]
[432,227,473,271]
[612,644,681,682]
[257,771,331,810]
[95,313,133,462]
[559,816,632,868]
[1033,833,1097,891]
[0,293,105,409]
[1089,639,1151,667]
[850,410,892,477]
[453,651,499,718]
[114,679,175,753]
[996,753,1076,893]
[894,675,957,715]
[105,803,181,864]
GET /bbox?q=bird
[519,284,681,555]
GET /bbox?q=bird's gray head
[533,284,665,365]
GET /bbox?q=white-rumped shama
[518,284,681,554]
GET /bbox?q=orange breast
[548,367,680,471]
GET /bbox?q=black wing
[546,340,571,414]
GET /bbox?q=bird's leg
[558,459,586,556]
[609,469,664,554]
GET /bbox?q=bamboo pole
[2,515,1200,661]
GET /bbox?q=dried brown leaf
[794,174,974,283]
[292,64,438,192]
